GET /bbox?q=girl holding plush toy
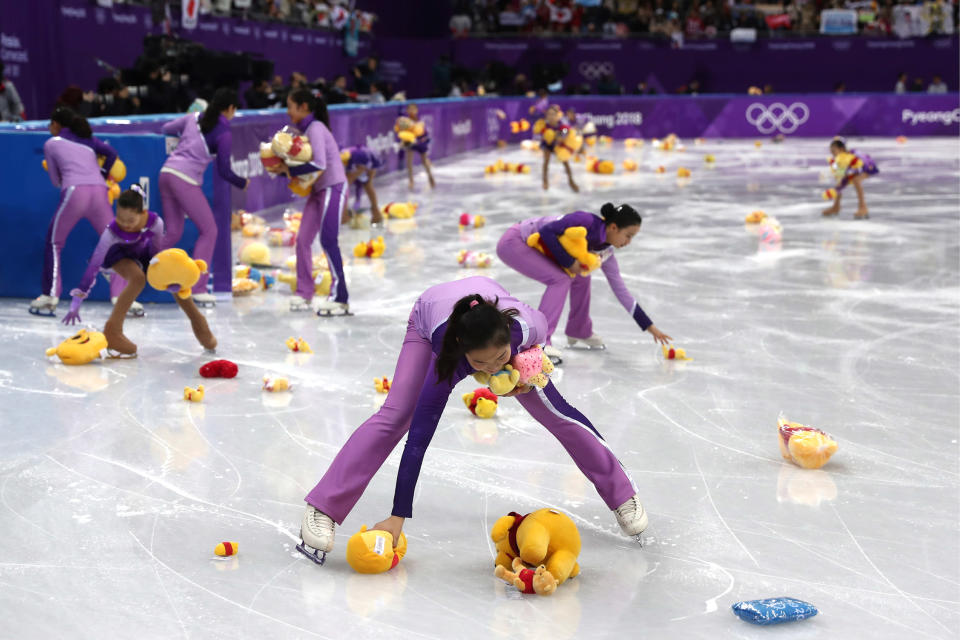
[277,89,350,315]
[539,105,579,193]
[395,103,436,190]
[62,186,217,357]
[497,203,672,361]
[31,106,127,317]
[158,88,249,308]
[297,276,648,564]
[340,145,384,225]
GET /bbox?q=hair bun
[600,202,616,220]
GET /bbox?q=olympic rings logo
[578,62,615,80]
[745,102,810,134]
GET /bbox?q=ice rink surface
[1,137,958,639]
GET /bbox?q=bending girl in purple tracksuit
[277,89,350,316]
[30,106,127,317]
[341,145,384,225]
[296,276,648,564]
[159,89,249,307]
[497,203,673,361]
[62,186,217,357]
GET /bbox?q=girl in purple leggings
[280,89,349,316]
[159,88,249,308]
[497,203,673,361]
[297,276,648,565]
[341,145,384,225]
[31,106,126,317]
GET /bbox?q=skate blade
[547,355,563,366]
[296,541,327,565]
[568,343,606,351]
[106,350,138,359]
[28,307,56,317]
[316,309,352,318]
[633,534,644,547]
[126,310,146,318]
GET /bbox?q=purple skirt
[103,242,153,273]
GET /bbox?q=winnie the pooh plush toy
[346,525,408,574]
[526,227,601,277]
[463,387,498,418]
[495,556,558,595]
[490,508,581,588]
[473,345,555,396]
[260,127,318,196]
[146,248,208,299]
[554,127,584,163]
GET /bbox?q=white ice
[1,137,958,639]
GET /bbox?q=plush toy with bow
[473,345,554,396]
[353,236,386,258]
[463,387,498,418]
[490,508,581,591]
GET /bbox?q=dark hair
[435,295,518,383]
[116,187,145,212]
[50,105,92,139]
[600,202,642,229]
[830,137,847,151]
[200,88,239,134]
[288,88,330,127]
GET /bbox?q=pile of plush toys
[457,250,493,268]
[491,508,581,596]
[484,159,532,175]
[473,345,554,396]
[260,127,318,196]
[394,116,425,144]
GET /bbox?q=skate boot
[113,297,145,318]
[29,295,59,317]
[316,299,351,317]
[297,505,335,565]
[193,293,216,308]
[614,494,648,543]
[289,295,313,312]
[103,320,138,358]
[543,345,563,365]
[568,334,606,350]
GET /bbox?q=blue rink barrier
[0,131,210,303]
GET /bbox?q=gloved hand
[62,296,83,325]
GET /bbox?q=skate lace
[616,496,640,522]
[307,508,334,535]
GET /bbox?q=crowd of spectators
[450,0,957,39]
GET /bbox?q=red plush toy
[200,360,238,378]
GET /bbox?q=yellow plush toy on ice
[374,377,391,393]
[484,159,506,174]
[778,414,838,470]
[238,242,271,266]
[505,162,531,174]
[822,187,838,201]
[463,387,498,418]
[147,248,208,299]
[586,157,615,174]
[704,154,716,164]
[214,542,238,557]
[661,344,692,360]
[346,525,408,574]
[654,165,666,174]
[491,508,581,587]
[526,226,601,277]
[353,236,386,258]
[622,159,638,172]
[382,202,417,219]
[624,138,643,148]
[45,329,108,365]
[745,210,768,224]
[262,375,291,392]
[598,135,613,146]
[286,337,312,353]
[676,167,691,178]
[277,270,331,296]
[183,385,205,402]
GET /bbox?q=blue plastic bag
[731,598,818,625]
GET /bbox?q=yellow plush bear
[586,157,615,174]
[45,329,108,365]
[382,202,417,219]
[526,227,601,277]
[491,508,581,586]
[146,248,208,299]
[346,526,408,574]
[183,385,204,402]
[353,236,386,258]
[554,128,584,163]
[472,365,520,396]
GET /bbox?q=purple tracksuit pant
[496,224,594,345]
[42,184,124,299]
